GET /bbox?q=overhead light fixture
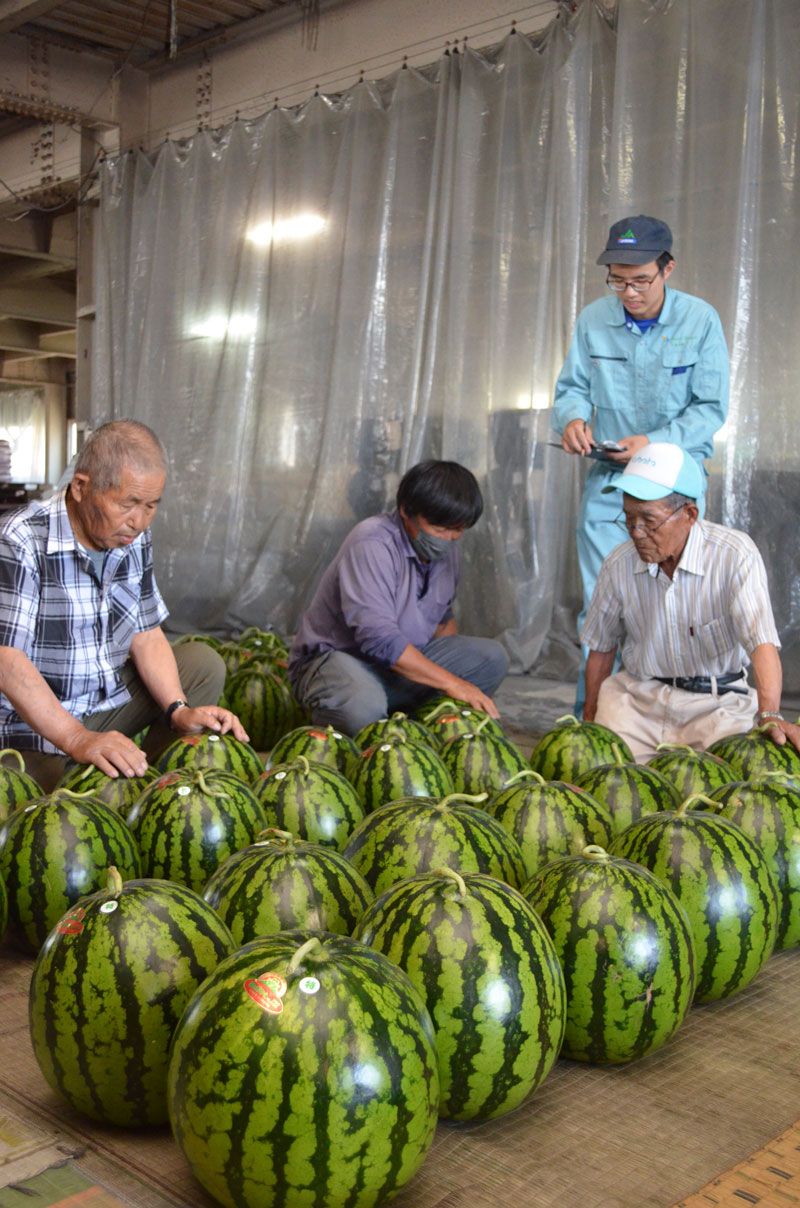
[188,312,258,340]
[246,213,327,247]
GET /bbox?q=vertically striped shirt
[580,520,780,679]
[0,489,168,752]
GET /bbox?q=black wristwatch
[165,698,189,728]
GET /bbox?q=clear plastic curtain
[93,0,800,690]
[0,387,47,483]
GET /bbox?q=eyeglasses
[606,271,661,293]
[616,504,686,535]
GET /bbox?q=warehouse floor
[2,672,799,1208]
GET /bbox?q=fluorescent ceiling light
[246,212,327,247]
[188,312,258,340]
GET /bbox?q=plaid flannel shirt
[0,488,168,752]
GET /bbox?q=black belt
[652,670,748,696]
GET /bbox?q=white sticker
[380,744,391,752]
[275,771,286,781]
[299,976,320,995]
[178,785,191,796]
[209,734,220,743]
[100,900,118,914]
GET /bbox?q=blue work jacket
[552,287,729,460]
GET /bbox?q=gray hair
[661,490,695,510]
[73,420,167,493]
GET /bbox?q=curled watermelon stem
[505,769,544,787]
[433,866,467,899]
[555,714,580,726]
[655,743,695,754]
[437,792,488,810]
[257,827,294,844]
[53,787,103,801]
[582,845,610,862]
[680,793,722,814]
[0,748,26,773]
[194,768,229,799]
[292,755,311,777]
[104,865,124,896]
[611,743,627,766]
[286,936,323,978]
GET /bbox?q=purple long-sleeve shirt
[288,511,459,680]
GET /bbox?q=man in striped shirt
[581,442,800,761]
[0,419,247,791]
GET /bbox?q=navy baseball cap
[596,215,673,266]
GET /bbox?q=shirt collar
[46,485,142,564]
[607,284,675,328]
[631,518,706,579]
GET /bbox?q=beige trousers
[595,668,757,764]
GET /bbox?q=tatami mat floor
[2,673,799,1208]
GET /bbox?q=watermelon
[351,735,454,813]
[417,701,505,747]
[0,748,43,823]
[439,723,530,798]
[487,770,614,879]
[54,762,158,814]
[529,715,634,781]
[172,632,223,651]
[609,801,779,1002]
[29,866,235,1125]
[266,725,359,779]
[706,725,800,783]
[224,665,293,750]
[523,846,695,1063]
[126,768,266,892]
[575,745,681,835]
[0,790,141,954]
[203,829,374,943]
[353,714,434,752]
[355,867,566,1121]
[0,870,7,937]
[236,626,289,655]
[167,931,440,1208]
[705,777,800,950]
[646,744,737,798]
[155,731,264,782]
[254,757,365,850]
[217,640,256,676]
[342,794,527,895]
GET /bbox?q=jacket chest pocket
[588,353,629,401]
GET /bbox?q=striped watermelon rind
[609,804,779,1003]
[155,732,264,783]
[645,744,737,798]
[439,728,529,798]
[203,830,374,943]
[254,757,365,850]
[524,846,696,1063]
[0,749,43,824]
[706,727,800,783]
[54,762,158,814]
[353,715,434,752]
[487,771,615,879]
[706,777,800,951]
[529,715,634,782]
[266,726,360,780]
[167,931,440,1208]
[0,790,142,953]
[29,868,236,1125]
[126,768,266,892]
[342,794,527,895]
[575,758,681,836]
[350,736,454,814]
[355,867,566,1121]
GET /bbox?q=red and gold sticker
[158,771,182,789]
[308,730,328,741]
[57,906,85,936]
[182,735,201,746]
[244,972,287,1015]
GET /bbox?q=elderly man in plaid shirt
[0,419,247,791]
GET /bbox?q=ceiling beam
[0,0,64,35]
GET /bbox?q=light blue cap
[601,442,704,500]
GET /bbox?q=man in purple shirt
[288,461,509,734]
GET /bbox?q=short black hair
[656,251,674,272]
[396,460,483,529]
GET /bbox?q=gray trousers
[20,642,227,794]
[291,635,510,736]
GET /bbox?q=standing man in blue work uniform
[552,215,730,715]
